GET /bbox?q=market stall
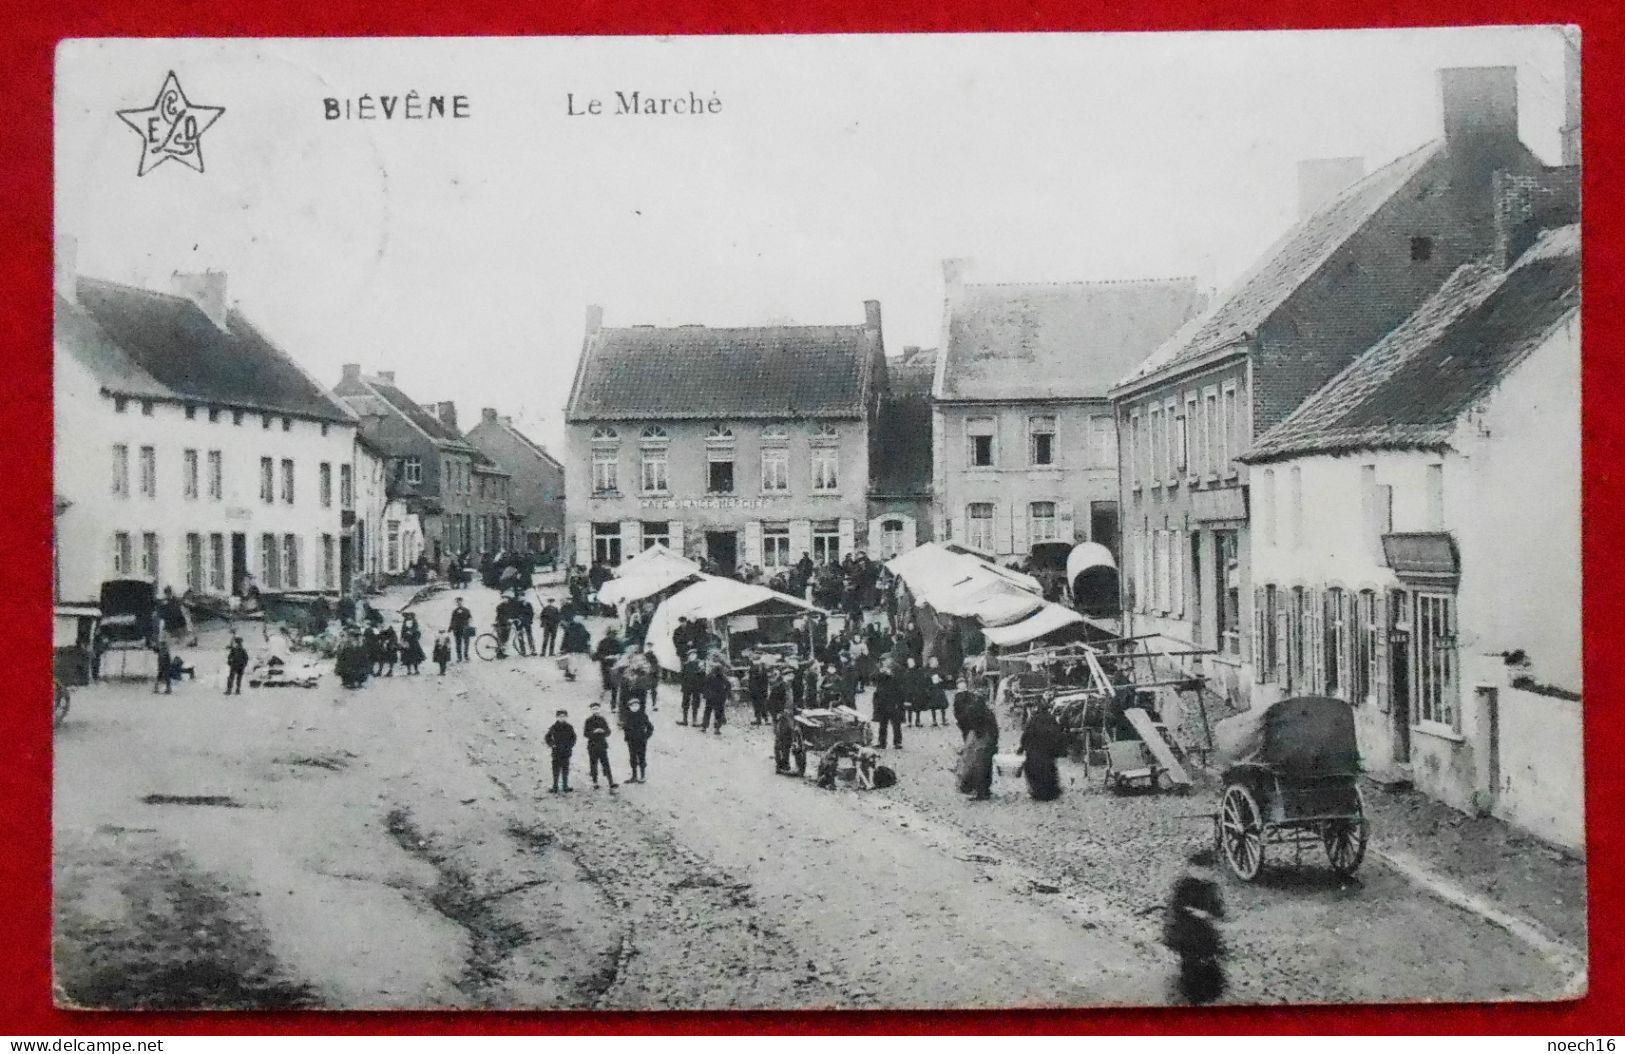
[598,545,703,608]
[647,575,825,672]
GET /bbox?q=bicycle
[474,619,526,662]
[53,678,71,729]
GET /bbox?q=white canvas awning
[648,576,823,671]
[981,602,1085,647]
[598,545,703,606]
[921,570,1045,626]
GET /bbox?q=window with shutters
[1352,589,1378,705]
[1221,383,1239,476]
[706,426,736,493]
[966,503,995,551]
[112,444,130,497]
[811,522,841,564]
[1258,584,1280,682]
[280,459,295,504]
[1203,389,1220,478]
[592,522,622,566]
[1289,466,1304,549]
[140,532,159,579]
[1027,415,1056,467]
[1173,411,1188,476]
[1288,586,1307,690]
[1147,407,1163,486]
[592,447,620,495]
[186,533,203,591]
[260,533,280,589]
[1216,530,1241,655]
[322,534,336,588]
[1029,502,1057,543]
[207,450,223,501]
[183,449,199,500]
[966,417,995,468]
[283,534,301,589]
[878,519,906,560]
[641,446,669,494]
[320,462,332,507]
[208,533,225,591]
[139,446,156,498]
[1090,415,1116,467]
[387,520,401,569]
[761,523,791,569]
[340,463,353,509]
[1183,394,1199,479]
[1415,592,1459,730]
[761,447,789,492]
[260,457,274,504]
[1171,529,1185,616]
[1127,412,1142,488]
[111,532,132,576]
[1324,587,1347,697]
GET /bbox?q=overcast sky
[55,28,1570,450]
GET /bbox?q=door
[1090,501,1120,560]
[1387,588,1412,764]
[706,530,738,575]
[339,536,354,595]
[230,533,248,595]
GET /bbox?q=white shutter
[1057,500,1076,542]
[744,520,763,568]
[620,519,641,555]
[993,504,1012,555]
[790,519,813,561]
[902,515,918,551]
[574,522,592,566]
[668,519,684,558]
[838,518,856,558]
[1173,530,1185,617]
[1011,503,1029,556]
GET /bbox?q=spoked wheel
[53,682,71,729]
[1219,783,1266,881]
[473,634,500,662]
[1322,818,1369,877]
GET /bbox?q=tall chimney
[942,258,971,299]
[482,407,498,422]
[436,401,459,432]
[171,270,229,329]
[377,370,396,385]
[863,299,882,333]
[585,304,604,335]
[1296,157,1366,220]
[341,363,361,382]
[1439,66,1519,148]
[54,232,77,304]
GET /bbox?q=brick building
[866,345,936,560]
[564,303,886,573]
[1108,65,1549,703]
[932,264,1203,566]
[466,409,567,557]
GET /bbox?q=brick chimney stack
[436,401,459,432]
[171,270,229,329]
[377,371,396,385]
[863,299,882,334]
[482,407,499,423]
[341,363,361,382]
[1296,157,1366,221]
[1439,66,1519,149]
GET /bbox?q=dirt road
[51,583,1582,1010]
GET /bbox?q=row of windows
[1254,463,1441,551]
[112,397,334,439]
[588,519,849,568]
[963,501,1062,551]
[962,414,1116,470]
[1254,584,1459,731]
[1130,526,1242,656]
[109,530,341,593]
[594,446,839,496]
[112,445,354,509]
[591,424,838,445]
[1126,381,1245,489]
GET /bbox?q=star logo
[117,72,225,176]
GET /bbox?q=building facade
[564,303,885,573]
[933,264,1203,567]
[1242,220,1580,847]
[466,408,566,556]
[54,267,357,603]
[333,369,502,566]
[866,345,936,561]
[1109,66,1549,703]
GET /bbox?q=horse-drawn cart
[1212,695,1369,882]
[787,707,871,778]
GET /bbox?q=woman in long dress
[1018,708,1066,801]
[956,692,1000,800]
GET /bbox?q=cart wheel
[1322,818,1369,877]
[473,634,499,662]
[1219,783,1265,881]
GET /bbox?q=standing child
[622,698,654,783]
[225,636,249,695]
[152,639,173,695]
[544,709,577,793]
[432,632,452,676]
[583,701,618,790]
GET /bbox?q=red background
[2,0,1619,1035]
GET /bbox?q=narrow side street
[53,584,1585,1010]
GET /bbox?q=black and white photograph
[50,27,1584,1011]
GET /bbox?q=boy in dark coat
[152,639,174,695]
[224,636,249,695]
[746,655,770,725]
[679,651,704,725]
[700,658,730,734]
[622,698,654,783]
[448,598,473,662]
[544,709,576,793]
[583,701,618,789]
[432,632,452,675]
[872,669,905,749]
[538,598,562,655]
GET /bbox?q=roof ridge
[964,275,1200,290]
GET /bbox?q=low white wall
[1494,685,1585,853]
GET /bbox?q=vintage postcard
[51,28,1584,1010]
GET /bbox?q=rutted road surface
[52,584,1578,1009]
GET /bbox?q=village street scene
[51,32,1584,1011]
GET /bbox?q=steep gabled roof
[358,381,477,451]
[1244,224,1579,462]
[65,278,355,422]
[566,322,879,422]
[485,417,564,471]
[938,278,1203,401]
[1116,142,1443,390]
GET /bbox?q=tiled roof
[1244,224,1579,462]
[366,381,477,451]
[67,279,354,422]
[1116,142,1443,390]
[887,348,937,399]
[566,323,878,422]
[55,294,173,400]
[938,278,1204,401]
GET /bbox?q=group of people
[543,698,656,792]
[335,612,435,688]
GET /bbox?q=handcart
[787,707,871,778]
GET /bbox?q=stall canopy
[597,545,703,606]
[887,543,1042,603]
[647,575,823,672]
[981,602,1085,647]
[922,570,1044,625]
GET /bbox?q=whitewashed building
[1241,215,1580,848]
[53,263,359,604]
